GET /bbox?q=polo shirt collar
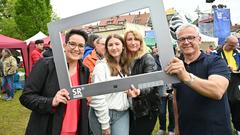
[180,51,205,65]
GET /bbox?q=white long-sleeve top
[90,59,129,130]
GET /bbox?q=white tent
[200,33,218,47]
[199,33,219,52]
[25,31,47,45]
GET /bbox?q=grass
[152,120,160,135]
[0,91,237,135]
[0,90,162,135]
[0,90,30,135]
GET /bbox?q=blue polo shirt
[174,52,233,135]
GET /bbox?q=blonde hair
[2,48,12,59]
[124,30,148,62]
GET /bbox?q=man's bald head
[224,35,239,51]
[226,35,238,43]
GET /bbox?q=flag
[213,8,231,45]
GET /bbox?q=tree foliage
[14,0,52,39]
[0,18,22,39]
[0,0,22,39]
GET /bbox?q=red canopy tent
[0,34,29,77]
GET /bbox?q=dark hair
[105,34,129,76]
[87,34,99,48]
[35,39,44,44]
[65,29,88,44]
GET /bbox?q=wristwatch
[183,73,196,86]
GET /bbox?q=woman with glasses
[20,29,90,135]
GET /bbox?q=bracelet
[183,73,196,86]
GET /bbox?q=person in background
[124,30,161,135]
[89,34,132,135]
[1,48,18,101]
[20,29,90,135]
[42,41,53,57]
[0,55,3,93]
[31,39,44,65]
[205,45,215,55]
[152,45,175,135]
[151,44,161,70]
[165,23,232,135]
[157,84,175,135]
[83,37,106,80]
[82,34,99,60]
[215,35,240,135]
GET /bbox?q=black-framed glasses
[67,41,85,49]
[177,36,197,43]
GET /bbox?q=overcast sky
[50,0,240,24]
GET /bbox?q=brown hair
[105,34,129,76]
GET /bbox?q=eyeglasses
[67,41,85,49]
[177,36,197,43]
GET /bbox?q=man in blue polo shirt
[165,23,233,135]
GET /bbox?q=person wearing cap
[31,39,44,65]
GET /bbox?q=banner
[213,8,231,45]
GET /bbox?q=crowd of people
[16,22,240,135]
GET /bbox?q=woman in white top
[89,34,130,135]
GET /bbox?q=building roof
[99,12,150,26]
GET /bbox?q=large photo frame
[48,0,179,99]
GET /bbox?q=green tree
[2,0,16,19]
[0,18,23,39]
[0,0,22,39]
[14,0,52,39]
[0,0,7,18]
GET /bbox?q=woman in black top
[124,30,161,135]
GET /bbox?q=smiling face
[176,26,201,56]
[125,32,141,53]
[64,34,86,62]
[106,37,124,62]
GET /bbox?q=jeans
[159,95,175,132]
[89,107,129,135]
[2,74,15,98]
